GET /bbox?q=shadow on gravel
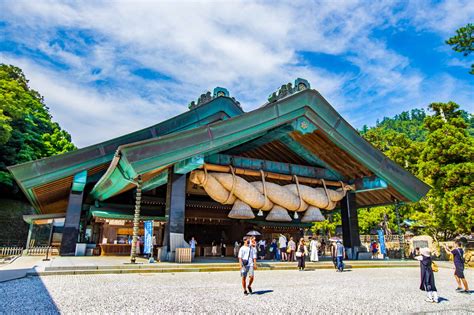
[0,276,60,314]
[252,290,273,295]
[437,297,449,303]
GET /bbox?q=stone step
[33,261,419,277]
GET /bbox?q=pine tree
[417,102,474,238]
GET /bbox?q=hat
[420,247,431,257]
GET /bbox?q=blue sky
[1,0,473,147]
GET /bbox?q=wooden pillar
[60,190,85,255]
[340,192,361,257]
[60,171,87,256]
[163,171,187,261]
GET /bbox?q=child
[415,247,439,303]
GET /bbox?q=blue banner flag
[377,229,386,257]
[144,220,153,254]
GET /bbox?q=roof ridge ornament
[188,86,241,110]
[267,78,310,103]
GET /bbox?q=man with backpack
[238,237,257,295]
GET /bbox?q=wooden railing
[25,246,58,256]
[0,246,24,257]
[360,235,404,243]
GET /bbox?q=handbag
[431,261,439,272]
[295,251,303,257]
[286,247,291,253]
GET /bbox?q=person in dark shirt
[415,247,439,303]
[444,241,469,293]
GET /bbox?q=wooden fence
[360,234,404,243]
[0,246,23,256]
[25,246,58,256]
[175,248,192,263]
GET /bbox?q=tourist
[288,237,296,262]
[412,247,421,259]
[330,241,337,268]
[234,240,241,257]
[238,238,257,295]
[296,239,308,271]
[320,239,326,256]
[371,241,378,259]
[310,236,319,262]
[257,239,266,260]
[220,239,226,257]
[335,240,345,272]
[136,236,141,255]
[189,236,197,259]
[269,239,278,261]
[443,241,469,293]
[278,233,288,261]
[415,247,439,303]
[211,241,217,256]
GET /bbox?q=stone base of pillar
[163,232,188,262]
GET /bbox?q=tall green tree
[356,105,473,240]
[0,64,76,192]
[446,23,474,74]
[361,109,427,175]
[417,102,474,238]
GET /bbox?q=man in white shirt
[238,238,257,295]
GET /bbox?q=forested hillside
[355,104,473,240]
[0,64,76,246]
[0,64,76,196]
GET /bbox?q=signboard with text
[144,220,153,255]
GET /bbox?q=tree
[0,64,76,192]
[446,23,474,74]
[361,109,427,174]
[417,102,474,238]
[312,212,341,236]
[357,104,473,240]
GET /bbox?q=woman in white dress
[310,236,319,262]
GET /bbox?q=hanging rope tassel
[223,165,237,205]
[258,169,269,216]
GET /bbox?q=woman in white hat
[415,247,439,303]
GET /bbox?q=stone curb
[28,262,421,277]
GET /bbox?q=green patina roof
[90,88,430,203]
[8,84,431,214]
[7,96,243,213]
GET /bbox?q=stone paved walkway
[0,256,44,282]
[1,267,472,313]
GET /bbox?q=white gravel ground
[1,267,472,314]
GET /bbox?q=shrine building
[8,79,430,260]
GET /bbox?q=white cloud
[406,0,474,34]
[1,0,473,147]
[1,54,186,147]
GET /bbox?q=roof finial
[267,78,311,103]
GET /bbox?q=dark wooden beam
[205,153,341,181]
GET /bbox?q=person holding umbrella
[238,237,257,295]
